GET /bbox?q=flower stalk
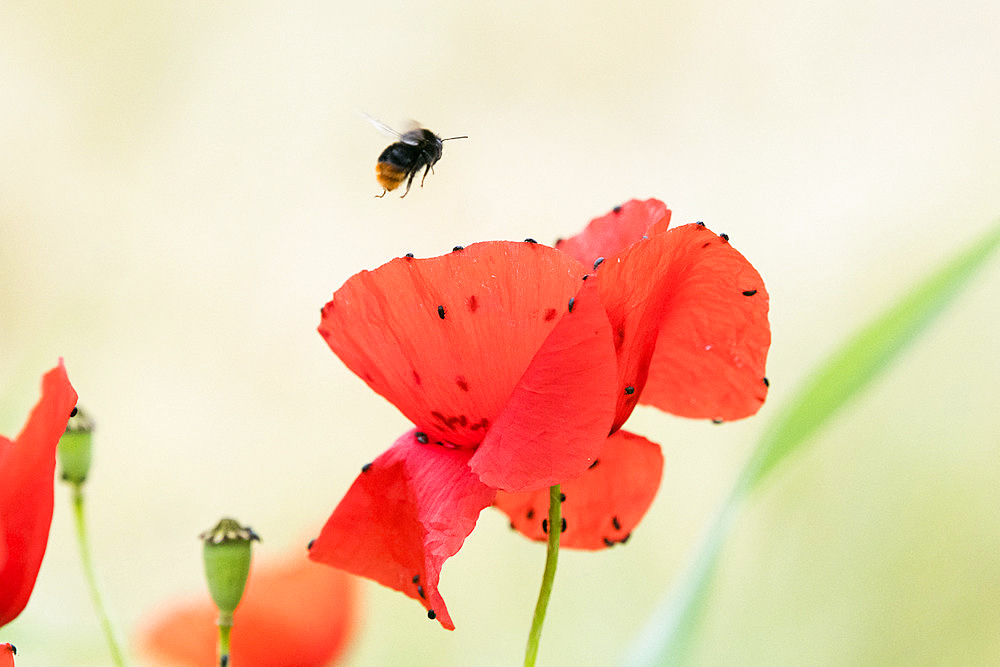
[524,484,562,667]
[59,408,127,667]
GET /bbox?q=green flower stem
[70,485,127,667]
[524,484,562,667]
[217,611,233,666]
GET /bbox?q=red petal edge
[556,199,671,267]
[594,223,770,429]
[0,360,77,627]
[0,643,13,667]
[494,430,663,549]
[318,241,590,447]
[309,430,497,630]
[470,279,618,492]
[638,225,771,420]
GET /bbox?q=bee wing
[360,111,402,139]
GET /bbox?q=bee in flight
[364,114,467,198]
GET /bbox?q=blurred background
[1,1,998,664]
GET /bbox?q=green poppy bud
[199,518,260,615]
[58,406,94,486]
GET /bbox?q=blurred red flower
[1,643,14,667]
[310,199,770,627]
[141,556,357,667]
[0,360,78,628]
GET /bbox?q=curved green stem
[524,484,562,667]
[71,486,127,667]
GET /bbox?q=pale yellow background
[1,1,998,665]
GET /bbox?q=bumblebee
[366,115,467,198]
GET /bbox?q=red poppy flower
[495,199,771,548]
[0,360,77,627]
[141,556,357,667]
[310,200,770,625]
[310,242,620,628]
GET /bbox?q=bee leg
[400,170,417,198]
[420,163,434,187]
[375,189,388,198]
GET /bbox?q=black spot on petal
[542,519,549,534]
[567,297,575,313]
[712,418,724,424]
[427,610,437,620]
[763,377,770,387]
[613,205,623,213]
[582,274,589,281]
[560,518,567,533]
[415,432,429,444]
[361,462,373,473]
[742,289,758,297]
[612,516,621,531]
[559,492,566,502]
[70,406,78,418]
[621,533,632,544]
[719,233,730,241]
[624,385,635,395]
[603,537,614,547]
[412,574,420,583]
[526,508,535,520]
[696,221,705,227]
[589,459,600,469]
[417,585,425,599]
[593,257,605,270]
[524,238,538,244]
[307,539,315,551]
[404,253,415,258]
[452,245,464,252]
[437,305,446,319]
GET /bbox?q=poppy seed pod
[199,519,260,615]
[58,407,95,486]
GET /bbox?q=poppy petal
[638,226,771,420]
[556,199,671,266]
[0,643,13,667]
[318,242,590,447]
[494,430,663,549]
[469,280,618,492]
[0,361,77,627]
[594,223,770,429]
[309,430,497,630]
[142,557,356,667]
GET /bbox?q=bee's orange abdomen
[376,162,406,191]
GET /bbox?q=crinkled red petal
[556,199,671,267]
[318,241,591,448]
[0,643,13,667]
[0,361,77,626]
[309,430,496,630]
[142,557,357,667]
[638,225,771,420]
[594,223,770,429]
[470,280,618,492]
[494,430,663,549]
